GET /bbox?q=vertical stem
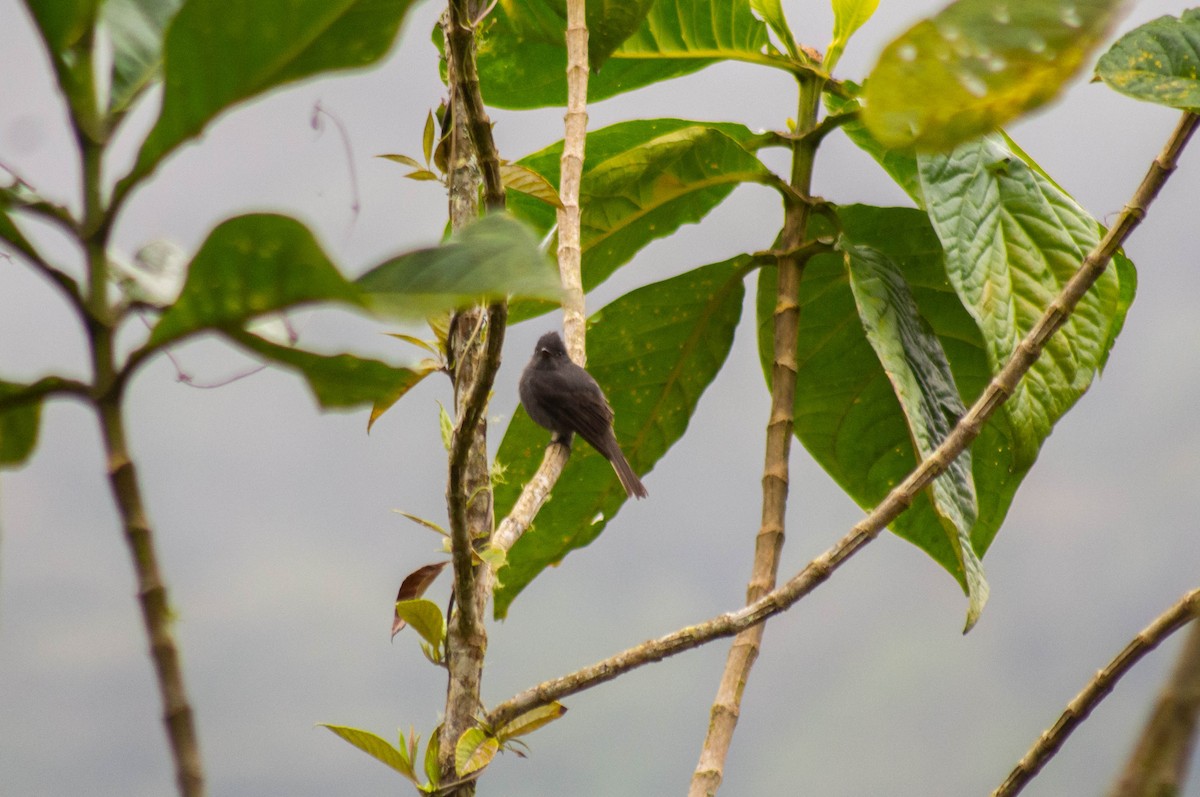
[98,400,205,797]
[689,76,822,797]
[80,132,205,796]
[557,0,589,363]
[439,3,508,791]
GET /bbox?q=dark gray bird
[519,331,648,499]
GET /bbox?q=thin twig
[483,110,1200,732]
[310,101,362,230]
[0,376,92,410]
[993,588,1200,797]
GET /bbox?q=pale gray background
[2,1,1198,795]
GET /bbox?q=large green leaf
[148,213,555,355]
[357,213,561,319]
[827,84,925,203]
[843,239,986,630]
[101,0,186,115]
[146,214,364,350]
[494,256,748,617]
[917,135,1126,467]
[507,119,768,321]
[472,0,771,109]
[758,200,1131,602]
[758,206,988,591]
[863,0,1127,150]
[0,380,44,469]
[586,0,657,70]
[227,331,436,411]
[23,0,101,136]
[118,0,415,194]
[1096,9,1200,110]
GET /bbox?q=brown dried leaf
[391,561,449,638]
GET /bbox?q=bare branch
[993,587,1200,797]
[488,0,589,556]
[1106,621,1200,797]
[439,1,510,791]
[484,110,1200,731]
[691,74,824,797]
[445,0,504,211]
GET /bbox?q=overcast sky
[2,1,1199,795]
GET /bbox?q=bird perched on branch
[518,331,648,499]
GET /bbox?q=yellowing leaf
[864,0,1128,149]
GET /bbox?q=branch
[98,401,205,796]
[1107,620,1200,797]
[690,74,823,797]
[0,376,91,410]
[445,1,504,211]
[0,188,87,318]
[488,0,589,555]
[483,110,1200,731]
[439,2,509,791]
[993,587,1200,797]
[0,162,77,233]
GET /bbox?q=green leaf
[437,402,454,452]
[499,163,562,209]
[423,727,441,789]
[918,135,1126,469]
[494,256,747,617]
[422,109,435,164]
[394,599,446,650]
[842,239,987,630]
[585,0,657,70]
[101,0,186,115]
[119,0,415,194]
[827,0,880,70]
[378,153,424,170]
[863,0,1127,150]
[146,214,363,349]
[496,702,567,741]
[1096,10,1200,110]
[357,213,561,320]
[226,331,436,411]
[827,83,925,204]
[392,511,448,537]
[0,380,44,469]
[758,206,979,593]
[320,724,417,780]
[454,727,499,777]
[507,119,766,322]
[23,0,100,136]
[471,0,771,109]
[753,0,799,59]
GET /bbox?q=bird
[518,331,648,499]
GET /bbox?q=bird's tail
[609,449,648,500]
